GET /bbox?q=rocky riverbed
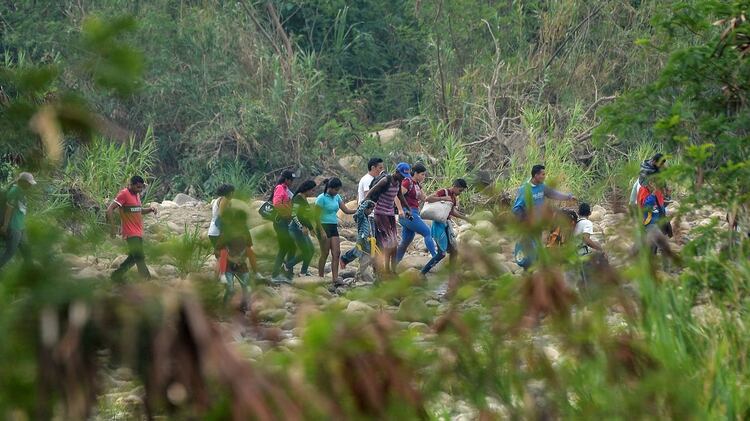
[67,195,728,419]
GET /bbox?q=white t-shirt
[574,218,594,255]
[208,198,221,237]
[358,173,375,204]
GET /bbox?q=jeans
[421,223,455,275]
[0,228,27,269]
[111,237,151,281]
[287,223,314,273]
[272,220,296,278]
[396,208,437,262]
[341,246,360,265]
[223,272,249,304]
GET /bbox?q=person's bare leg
[318,237,330,277]
[331,236,341,282]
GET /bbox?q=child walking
[350,200,377,281]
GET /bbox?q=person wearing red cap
[0,172,37,269]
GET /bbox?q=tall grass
[202,159,261,201]
[63,126,157,205]
[495,104,591,199]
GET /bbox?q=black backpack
[368,174,392,203]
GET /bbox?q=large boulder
[173,193,199,206]
[337,200,358,226]
[370,128,402,145]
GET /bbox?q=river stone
[345,300,373,314]
[396,297,431,323]
[337,200,358,226]
[234,342,263,359]
[408,322,430,334]
[173,193,199,206]
[397,254,431,271]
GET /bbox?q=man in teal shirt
[0,172,36,269]
[512,164,575,220]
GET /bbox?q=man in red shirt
[107,176,157,282]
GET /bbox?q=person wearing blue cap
[365,162,412,276]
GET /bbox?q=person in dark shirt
[287,180,321,276]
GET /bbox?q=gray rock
[346,300,373,314]
[173,193,199,206]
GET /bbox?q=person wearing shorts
[315,177,355,283]
[365,163,412,276]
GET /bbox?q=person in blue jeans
[421,179,470,282]
[395,163,437,264]
[287,180,321,276]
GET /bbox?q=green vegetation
[2,0,750,419]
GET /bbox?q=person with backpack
[358,157,385,204]
[286,180,322,276]
[108,176,157,282]
[270,170,297,283]
[316,178,356,283]
[208,184,235,255]
[629,153,667,207]
[395,163,438,264]
[0,172,37,270]
[632,178,680,266]
[365,163,413,276]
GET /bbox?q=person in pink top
[107,176,157,282]
[271,170,297,283]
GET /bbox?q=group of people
[261,160,470,288]
[0,152,682,308]
[510,154,677,287]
